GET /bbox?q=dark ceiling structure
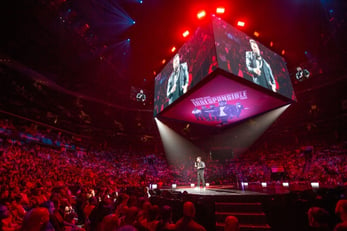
[0,0,346,145]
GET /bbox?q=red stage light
[197,10,206,19]
[237,21,245,27]
[182,30,190,38]
[281,49,285,55]
[216,7,225,14]
[161,59,166,64]
[171,46,176,53]
[270,41,274,47]
[253,31,260,37]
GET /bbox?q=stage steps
[215,202,271,231]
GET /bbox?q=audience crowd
[1,118,347,230]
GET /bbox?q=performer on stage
[195,156,206,189]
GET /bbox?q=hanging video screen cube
[153,16,296,127]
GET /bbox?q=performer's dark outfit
[195,161,206,188]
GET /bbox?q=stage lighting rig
[182,30,190,38]
[237,21,245,27]
[216,7,225,14]
[136,89,146,102]
[295,66,310,82]
[197,10,206,19]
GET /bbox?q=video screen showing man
[246,39,277,92]
[166,54,189,105]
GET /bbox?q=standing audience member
[307,207,331,231]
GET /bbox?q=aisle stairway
[215,201,271,231]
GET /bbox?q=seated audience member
[9,195,26,225]
[21,207,52,231]
[83,196,97,227]
[40,201,57,231]
[99,213,119,231]
[175,201,206,231]
[138,201,152,222]
[146,205,160,231]
[335,200,347,231]
[118,225,138,231]
[122,206,139,228]
[89,198,114,231]
[307,207,330,231]
[224,215,239,231]
[0,204,21,231]
[156,205,176,231]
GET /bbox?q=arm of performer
[181,63,189,94]
[246,51,261,76]
[166,74,175,98]
[266,62,277,92]
[195,161,205,170]
[200,161,205,169]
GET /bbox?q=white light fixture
[206,183,210,187]
[172,184,177,189]
[282,182,289,187]
[241,182,248,186]
[261,182,267,187]
[311,182,319,188]
[190,183,195,187]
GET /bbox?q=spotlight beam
[92,0,135,33]
[155,118,204,165]
[202,104,291,156]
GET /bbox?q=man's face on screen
[250,41,260,57]
[173,55,180,72]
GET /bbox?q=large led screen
[212,16,296,101]
[153,24,217,116]
[160,75,289,126]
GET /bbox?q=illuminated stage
[152,16,298,230]
[167,185,268,196]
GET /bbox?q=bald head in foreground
[175,201,206,231]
